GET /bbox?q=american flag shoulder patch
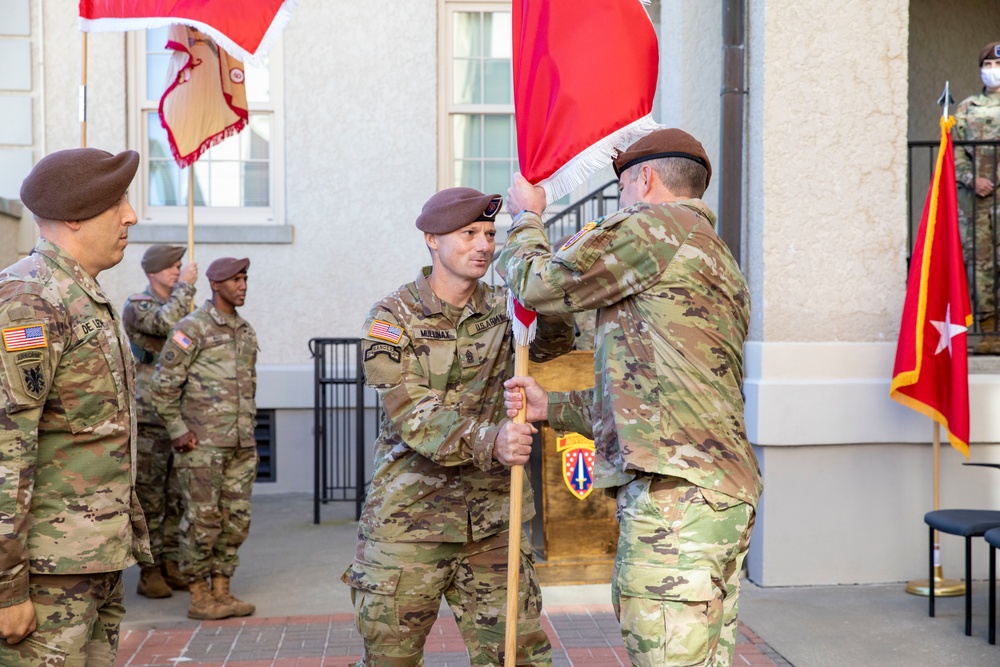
[2,323,47,352]
[368,319,403,344]
[172,330,193,350]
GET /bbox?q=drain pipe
[719,0,746,266]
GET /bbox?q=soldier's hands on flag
[0,599,36,645]
[494,421,538,467]
[503,376,549,422]
[506,173,547,218]
[180,262,199,285]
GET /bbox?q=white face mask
[981,67,1000,89]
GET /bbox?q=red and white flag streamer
[513,0,660,203]
[79,0,298,65]
[508,293,537,347]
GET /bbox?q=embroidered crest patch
[14,350,47,401]
[2,323,47,352]
[560,221,598,251]
[558,432,597,500]
[368,319,403,344]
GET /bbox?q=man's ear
[424,232,439,251]
[63,220,83,232]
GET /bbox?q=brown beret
[20,148,139,221]
[206,257,250,282]
[141,245,186,273]
[613,128,712,187]
[980,42,1000,66]
[415,187,503,234]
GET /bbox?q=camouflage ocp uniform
[499,202,762,667]
[955,91,1000,320]
[151,300,258,583]
[123,282,195,566]
[0,239,151,665]
[341,268,572,666]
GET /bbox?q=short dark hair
[627,157,708,198]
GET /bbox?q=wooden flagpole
[504,343,529,667]
[80,32,87,146]
[187,168,195,263]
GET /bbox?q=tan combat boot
[188,579,232,620]
[162,560,189,591]
[211,575,255,617]
[137,565,172,599]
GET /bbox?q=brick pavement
[115,604,792,667]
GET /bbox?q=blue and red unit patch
[557,432,596,500]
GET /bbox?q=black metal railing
[908,139,1000,352]
[309,338,381,523]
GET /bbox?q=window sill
[129,224,293,244]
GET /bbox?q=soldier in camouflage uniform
[0,148,152,666]
[501,129,762,667]
[955,41,1000,352]
[151,257,258,621]
[341,188,573,666]
[123,245,197,598]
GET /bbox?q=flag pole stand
[504,343,529,667]
[906,423,965,597]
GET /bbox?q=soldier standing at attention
[341,188,573,666]
[151,257,257,621]
[123,245,197,598]
[0,148,152,665]
[500,129,762,667]
[955,41,1000,351]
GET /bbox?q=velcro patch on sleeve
[172,330,193,350]
[368,319,403,344]
[362,341,402,386]
[2,323,47,352]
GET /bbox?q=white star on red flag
[930,303,967,357]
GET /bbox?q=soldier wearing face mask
[955,41,1000,351]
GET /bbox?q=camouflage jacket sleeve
[497,209,673,315]
[150,323,200,440]
[954,99,975,187]
[124,282,195,337]
[362,309,503,471]
[527,310,575,362]
[0,292,63,606]
[547,388,595,439]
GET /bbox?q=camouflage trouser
[612,476,755,667]
[958,186,1000,320]
[135,422,183,564]
[174,445,257,582]
[341,531,552,666]
[0,571,124,667]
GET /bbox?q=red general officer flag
[158,25,248,168]
[79,0,297,64]
[890,115,972,456]
[513,0,659,203]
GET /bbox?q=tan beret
[415,187,503,234]
[20,148,139,221]
[980,42,1000,66]
[613,128,712,187]
[141,245,186,273]
[206,257,250,282]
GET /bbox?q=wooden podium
[525,350,619,585]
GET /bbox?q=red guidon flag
[513,0,659,203]
[890,115,972,456]
[158,25,248,168]
[79,0,297,64]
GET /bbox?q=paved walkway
[116,607,791,666]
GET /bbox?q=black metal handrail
[908,138,1000,350]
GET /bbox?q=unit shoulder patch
[560,221,598,251]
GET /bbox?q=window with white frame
[439,2,517,196]
[127,27,284,227]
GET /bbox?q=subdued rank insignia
[560,221,598,251]
[558,432,596,500]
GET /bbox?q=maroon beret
[980,42,1000,66]
[20,148,139,221]
[415,187,503,234]
[613,128,712,187]
[141,245,186,273]
[206,257,250,282]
